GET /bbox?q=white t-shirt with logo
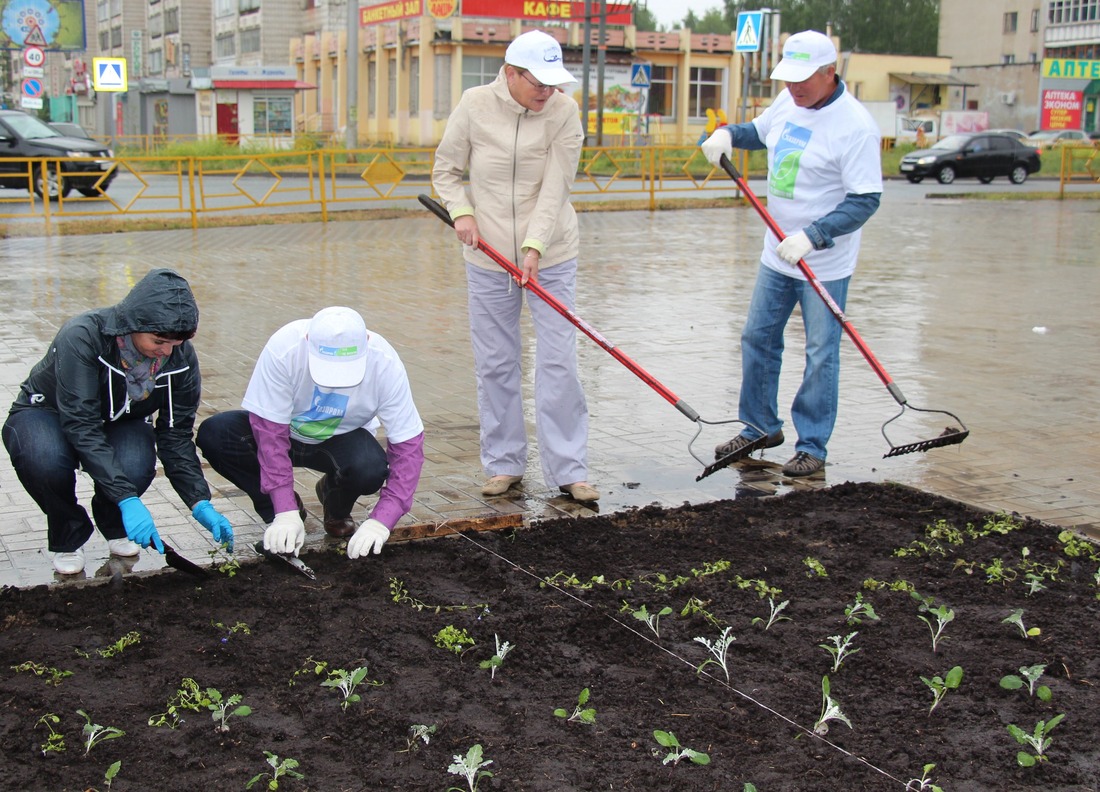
[243,319,424,445]
[752,87,883,281]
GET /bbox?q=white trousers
[466,261,589,488]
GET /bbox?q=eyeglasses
[517,70,554,94]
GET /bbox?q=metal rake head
[882,405,969,458]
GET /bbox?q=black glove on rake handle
[418,193,766,480]
[717,155,969,458]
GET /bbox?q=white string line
[448,525,911,789]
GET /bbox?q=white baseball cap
[769,30,837,83]
[307,307,368,388]
[505,30,576,86]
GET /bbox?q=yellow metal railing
[1058,142,1100,197]
[0,146,773,232]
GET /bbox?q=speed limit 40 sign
[23,46,45,68]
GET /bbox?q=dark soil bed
[2,482,1099,792]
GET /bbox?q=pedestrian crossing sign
[630,63,651,88]
[93,57,128,92]
[735,11,763,53]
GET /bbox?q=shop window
[646,64,676,119]
[368,61,377,118]
[433,53,452,119]
[688,66,723,120]
[254,96,293,135]
[462,56,504,93]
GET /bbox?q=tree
[721,0,939,56]
[633,3,660,31]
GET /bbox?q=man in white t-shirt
[701,30,882,477]
[197,307,424,558]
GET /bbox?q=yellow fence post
[318,151,328,223]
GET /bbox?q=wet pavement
[1,183,1098,588]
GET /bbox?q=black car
[899,132,1042,185]
[0,110,115,199]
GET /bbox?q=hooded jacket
[8,268,211,507]
[432,67,584,270]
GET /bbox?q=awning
[213,80,316,90]
[890,72,976,87]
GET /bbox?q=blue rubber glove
[192,500,234,552]
[118,496,164,554]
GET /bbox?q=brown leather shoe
[314,476,357,538]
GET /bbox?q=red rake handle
[418,194,700,422]
[718,155,907,407]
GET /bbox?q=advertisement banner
[361,0,422,26]
[0,0,86,51]
[460,0,633,25]
[1040,89,1083,130]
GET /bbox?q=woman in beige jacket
[432,30,597,503]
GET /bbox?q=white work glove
[264,511,305,556]
[701,127,732,167]
[776,230,814,265]
[347,518,389,559]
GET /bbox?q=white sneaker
[107,538,142,557]
[52,548,86,575]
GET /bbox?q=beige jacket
[432,68,584,271]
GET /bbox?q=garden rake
[419,193,764,480]
[717,155,968,457]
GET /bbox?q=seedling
[1007,714,1065,766]
[920,665,963,714]
[1000,664,1052,702]
[813,676,853,736]
[148,678,209,728]
[680,597,721,627]
[434,625,475,655]
[89,761,121,792]
[246,751,305,790]
[478,634,513,680]
[320,665,379,711]
[651,729,710,766]
[1058,529,1100,562]
[390,577,488,614]
[1003,608,1041,639]
[206,687,252,732]
[629,603,673,638]
[36,713,66,754]
[207,543,240,576]
[730,574,782,599]
[694,626,736,682]
[914,596,954,652]
[752,598,792,630]
[982,557,1017,585]
[447,744,493,792]
[77,709,124,756]
[10,660,72,686]
[398,723,437,753]
[96,631,141,659]
[819,631,860,672]
[803,556,828,578]
[554,687,597,725]
[289,656,329,686]
[906,762,945,791]
[843,592,880,625]
[211,619,251,644]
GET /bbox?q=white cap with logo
[505,30,576,86]
[307,306,368,388]
[769,30,838,83]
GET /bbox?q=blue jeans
[2,409,156,552]
[738,263,849,460]
[195,410,388,522]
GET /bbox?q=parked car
[1089,130,1100,141]
[1026,129,1089,148]
[898,132,1041,185]
[48,121,94,140]
[0,110,115,199]
[986,128,1028,141]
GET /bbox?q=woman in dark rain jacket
[2,268,232,575]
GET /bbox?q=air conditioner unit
[999,91,1017,105]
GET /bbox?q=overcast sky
[638,0,726,29]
